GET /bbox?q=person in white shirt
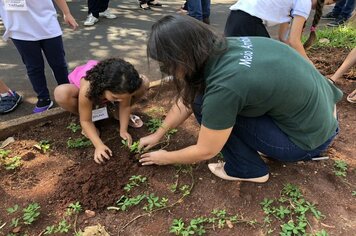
[0,0,78,113]
[224,0,337,63]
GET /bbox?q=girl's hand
[139,150,169,165]
[120,131,132,147]
[94,145,112,164]
[63,13,78,30]
[138,133,162,151]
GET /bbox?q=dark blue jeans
[332,0,355,19]
[193,95,338,178]
[187,0,211,21]
[12,36,69,100]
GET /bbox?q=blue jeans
[193,95,338,178]
[332,0,355,19]
[12,36,69,100]
[187,0,211,21]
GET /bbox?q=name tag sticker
[4,0,28,11]
[92,107,109,122]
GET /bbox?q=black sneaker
[0,91,22,114]
[33,98,53,113]
[327,17,347,27]
[321,12,339,20]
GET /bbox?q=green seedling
[66,202,82,216]
[333,160,347,177]
[34,140,51,153]
[0,149,11,158]
[67,123,81,133]
[121,140,141,154]
[179,185,191,197]
[10,217,20,227]
[22,203,41,225]
[260,183,325,235]
[315,229,329,236]
[55,220,71,233]
[44,225,56,235]
[7,205,19,214]
[170,209,256,236]
[146,118,163,133]
[143,193,168,212]
[124,175,147,192]
[170,183,178,193]
[4,156,22,170]
[67,137,92,148]
[114,194,146,211]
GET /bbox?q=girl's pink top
[68,60,99,88]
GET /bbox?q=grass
[305,25,356,49]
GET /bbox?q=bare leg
[54,84,80,114]
[131,74,150,104]
[331,48,356,83]
[0,80,11,93]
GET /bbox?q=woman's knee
[54,84,77,105]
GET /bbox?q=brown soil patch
[0,47,355,236]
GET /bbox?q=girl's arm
[78,90,103,148]
[53,0,78,30]
[288,16,313,64]
[331,48,356,83]
[278,22,290,43]
[118,97,132,144]
[140,125,233,165]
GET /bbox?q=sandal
[129,114,143,128]
[208,162,269,183]
[346,89,356,104]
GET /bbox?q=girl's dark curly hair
[147,15,226,108]
[84,58,142,104]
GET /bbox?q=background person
[330,48,356,103]
[322,0,356,26]
[138,15,342,183]
[0,0,78,113]
[0,80,22,114]
[84,0,117,26]
[224,0,337,63]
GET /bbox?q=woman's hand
[94,144,112,164]
[139,150,169,165]
[138,133,162,151]
[120,131,133,147]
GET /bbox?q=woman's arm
[288,16,313,64]
[139,98,193,150]
[53,0,78,30]
[139,125,233,165]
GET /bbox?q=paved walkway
[0,0,333,122]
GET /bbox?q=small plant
[260,183,326,235]
[124,175,147,192]
[22,203,41,225]
[66,202,82,216]
[10,217,20,227]
[55,220,71,233]
[146,118,163,133]
[7,205,19,214]
[67,123,81,133]
[179,185,191,197]
[143,193,168,212]
[333,160,347,177]
[121,140,141,154]
[4,156,22,170]
[114,194,147,211]
[0,149,11,158]
[34,140,51,153]
[44,225,56,235]
[67,137,92,148]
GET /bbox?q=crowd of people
[0,1,355,182]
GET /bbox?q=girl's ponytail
[304,0,325,49]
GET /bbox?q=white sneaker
[84,14,99,26]
[208,162,269,183]
[99,9,117,19]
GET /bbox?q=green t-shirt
[202,37,342,150]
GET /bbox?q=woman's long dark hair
[84,58,142,104]
[147,15,226,108]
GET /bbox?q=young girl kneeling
[54,58,149,164]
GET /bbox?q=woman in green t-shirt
[137,15,342,183]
